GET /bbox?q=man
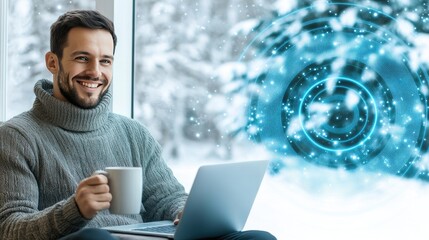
[0,10,276,240]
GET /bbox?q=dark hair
[50,10,117,59]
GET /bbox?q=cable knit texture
[0,80,187,240]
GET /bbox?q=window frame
[96,0,134,118]
[0,0,8,122]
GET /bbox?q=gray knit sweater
[0,80,187,240]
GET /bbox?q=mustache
[73,75,103,81]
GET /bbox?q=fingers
[84,174,109,185]
[75,175,112,219]
[173,210,183,225]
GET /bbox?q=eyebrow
[70,51,114,60]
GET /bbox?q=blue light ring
[279,60,393,168]
[279,58,394,152]
[302,84,368,139]
[298,77,378,152]
[242,4,404,62]
[280,59,390,140]
[315,91,363,136]
[241,2,429,176]
[238,2,399,62]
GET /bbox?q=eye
[75,56,89,62]
[100,59,112,65]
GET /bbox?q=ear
[45,52,59,74]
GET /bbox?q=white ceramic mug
[96,167,143,215]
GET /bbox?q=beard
[57,62,108,109]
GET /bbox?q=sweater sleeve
[0,125,88,240]
[136,124,188,222]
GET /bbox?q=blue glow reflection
[240,2,429,180]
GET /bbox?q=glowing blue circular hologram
[238,2,429,181]
[298,77,378,152]
[278,58,394,170]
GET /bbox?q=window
[1,0,132,120]
[133,0,274,161]
[133,1,429,239]
[4,0,96,119]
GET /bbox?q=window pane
[133,0,273,158]
[6,0,95,119]
[134,0,429,239]
[133,0,280,236]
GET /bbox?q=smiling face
[45,27,114,109]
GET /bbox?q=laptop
[103,160,269,240]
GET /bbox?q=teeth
[80,82,99,88]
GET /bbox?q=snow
[345,90,360,109]
[167,140,429,240]
[273,0,297,15]
[339,8,358,27]
[229,19,260,36]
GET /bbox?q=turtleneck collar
[31,79,112,132]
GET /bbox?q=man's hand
[173,211,183,225]
[75,174,112,219]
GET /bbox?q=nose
[85,60,101,78]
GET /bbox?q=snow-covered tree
[134,0,276,159]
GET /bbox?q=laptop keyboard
[134,224,177,234]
